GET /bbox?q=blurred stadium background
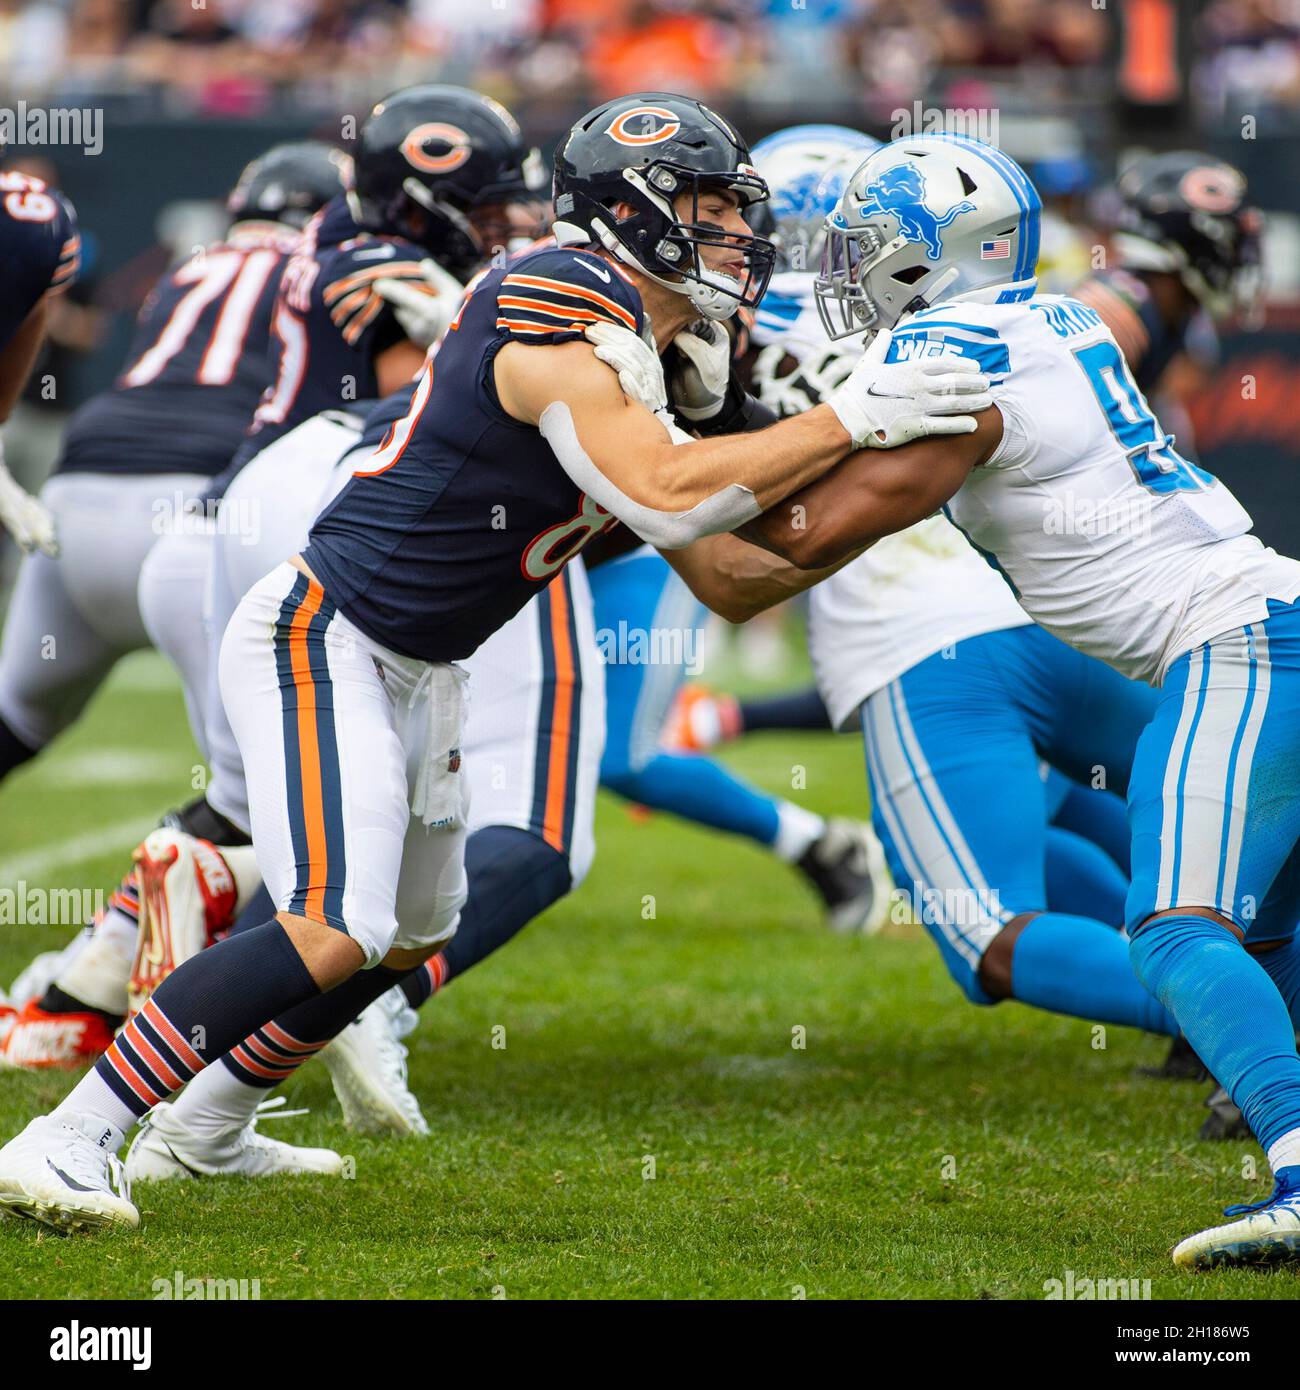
[1,0,1298,548]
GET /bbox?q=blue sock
[1044,826,1128,926]
[1012,912,1177,1035]
[1130,915,1300,1152]
[1256,936,1300,1027]
[603,751,780,847]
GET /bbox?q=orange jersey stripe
[288,581,329,925]
[496,297,607,323]
[323,261,427,303]
[501,273,637,330]
[541,580,576,854]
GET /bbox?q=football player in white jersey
[726,134,1300,1269]
[742,135,1177,1042]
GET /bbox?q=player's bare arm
[374,338,430,398]
[738,406,1003,569]
[662,529,868,623]
[494,336,853,522]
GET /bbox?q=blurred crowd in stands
[0,0,1291,123]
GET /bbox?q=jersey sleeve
[46,193,80,298]
[319,238,431,351]
[495,248,644,345]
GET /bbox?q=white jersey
[753,272,1035,730]
[750,271,826,356]
[890,293,1300,683]
[809,515,1030,730]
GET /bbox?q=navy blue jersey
[57,222,298,478]
[0,172,78,353]
[1072,267,1189,392]
[303,244,643,662]
[227,196,433,478]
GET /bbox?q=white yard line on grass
[0,819,154,885]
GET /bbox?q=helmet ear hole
[892,265,928,285]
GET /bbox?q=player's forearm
[663,532,865,623]
[739,420,992,569]
[652,403,851,513]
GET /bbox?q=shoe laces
[1224,1168,1300,1218]
[107,1152,132,1206]
[58,1122,130,1203]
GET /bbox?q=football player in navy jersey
[1073,150,1260,395]
[0,142,345,787]
[0,93,990,1231]
[219,83,549,488]
[0,165,79,557]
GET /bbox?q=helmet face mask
[553,93,776,321]
[815,135,1042,340]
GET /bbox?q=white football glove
[585,320,670,418]
[667,318,731,421]
[0,442,57,557]
[752,342,858,419]
[374,258,465,349]
[825,328,993,449]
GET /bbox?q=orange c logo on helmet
[1179,165,1245,215]
[607,106,682,147]
[401,123,473,175]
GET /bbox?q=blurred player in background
[0,161,78,566]
[0,141,345,791]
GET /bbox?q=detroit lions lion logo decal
[856,164,976,261]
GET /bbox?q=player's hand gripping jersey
[897,295,1300,683]
[302,244,642,662]
[231,196,439,473]
[0,171,79,351]
[56,223,299,478]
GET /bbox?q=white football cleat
[321,987,429,1137]
[128,830,243,1015]
[124,1100,343,1182]
[1172,1167,1300,1269]
[0,1113,138,1231]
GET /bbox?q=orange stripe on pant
[288,579,331,925]
[542,580,576,854]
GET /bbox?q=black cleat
[1199,1085,1250,1141]
[796,818,890,936]
[1137,1034,1208,1081]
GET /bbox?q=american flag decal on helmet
[981,238,1011,260]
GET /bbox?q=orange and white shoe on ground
[0,1000,116,1069]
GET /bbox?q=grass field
[1,649,1297,1301]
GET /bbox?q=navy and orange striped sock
[54,920,319,1136]
[220,963,409,1090]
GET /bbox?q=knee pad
[163,795,251,848]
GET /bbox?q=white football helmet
[815,134,1042,339]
